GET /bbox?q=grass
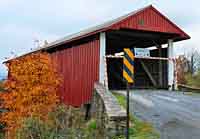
[0,132,4,139]
[185,72,200,89]
[114,93,127,108]
[113,93,160,139]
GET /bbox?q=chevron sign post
[123,48,134,83]
[123,48,134,139]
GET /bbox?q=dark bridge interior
[106,29,173,90]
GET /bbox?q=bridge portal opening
[105,29,175,90]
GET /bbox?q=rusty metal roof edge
[3,5,152,63]
[44,5,152,49]
[4,4,191,63]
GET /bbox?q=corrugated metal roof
[43,5,149,50]
[4,5,150,63]
[4,5,190,63]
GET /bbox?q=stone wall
[91,83,127,138]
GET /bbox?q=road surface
[116,90,200,139]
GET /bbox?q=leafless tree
[187,50,200,74]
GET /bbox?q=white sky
[0,0,199,75]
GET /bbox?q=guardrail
[178,84,200,93]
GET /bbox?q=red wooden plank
[51,38,100,107]
[110,7,189,39]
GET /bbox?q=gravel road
[116,90,200,139]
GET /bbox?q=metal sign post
[126,82,130,139]
[123,48,134,139]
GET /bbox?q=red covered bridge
[5,5,190,107]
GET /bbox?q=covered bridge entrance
[5,5,190,107]
[106,30,173,90]
[98,6,190,91]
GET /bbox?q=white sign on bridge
[134,48,150,57]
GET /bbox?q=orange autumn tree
[0,52,61,133]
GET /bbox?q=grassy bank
[113,93,160,139]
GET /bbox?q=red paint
[110,6,190,39]
[5,5,190,107]
[40,6,189,49]
[51,38,100,107]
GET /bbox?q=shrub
[16,117,47,139]
[0,132,4,139]
[16,105,98,139]
[185,71,200,88]
[87,119,97,132]
[0,52,61,138]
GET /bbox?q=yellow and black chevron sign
[123,48,134,83]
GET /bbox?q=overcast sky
[0,0,199,75]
